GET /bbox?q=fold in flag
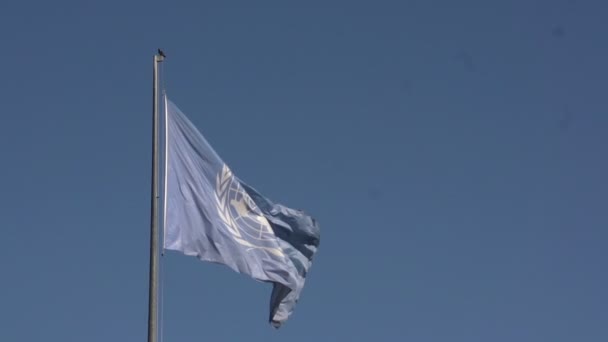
[163,96,320,328]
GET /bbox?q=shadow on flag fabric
[162,96,320,328]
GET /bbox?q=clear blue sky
[1,1,607,341]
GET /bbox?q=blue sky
[1,1,607,341]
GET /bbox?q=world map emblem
[214,164,285,258]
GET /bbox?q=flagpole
[148,50,164,342]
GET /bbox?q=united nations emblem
[214,164,285,258]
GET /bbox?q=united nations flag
[162,96,320,328]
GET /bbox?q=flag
[162,96,320,328]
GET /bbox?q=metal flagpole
[148,49,165,342]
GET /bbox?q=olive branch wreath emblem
[214,164,284,258]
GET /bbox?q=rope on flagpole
[158,54,167,342]
[159,248,166,342]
